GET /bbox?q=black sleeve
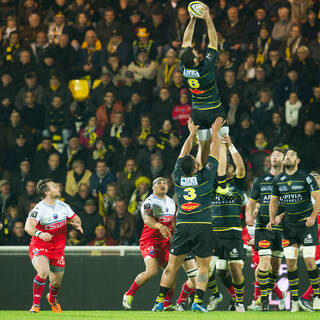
[272,175,280,197]
[249,178,260,201]
[305,174,320,193]
[204,47,218,71]
[204,155,219,184]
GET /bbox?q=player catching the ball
[25,179,83,313]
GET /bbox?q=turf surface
[0,311,319,320]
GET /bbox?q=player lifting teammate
[25,179,83,313]
[246,147,286,311]
[179,5,229,194]
[269,148,320,312]
[152,116,224,313]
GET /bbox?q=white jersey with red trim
[28,199,76,249]
[140,194,176,243]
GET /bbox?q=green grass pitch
[0,311,319,320]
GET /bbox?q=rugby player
[246,147,286,311]
[25,179,83,313]
[210,135,246,312]
[269,148,320,312]
[299,171,320,311]
[179,5,229,194]
[152,117,224,312]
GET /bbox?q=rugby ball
[188,1,205,18]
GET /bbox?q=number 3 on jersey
[188,78,200,89]
[183,187,197,200]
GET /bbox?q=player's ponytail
[36,179,54,198]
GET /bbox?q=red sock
[126,281,140,296]
[302,285,313,301]
[49,283,60,303]
[33,275,46,306]
[227,286,236,298]
[254,281,260,301]
[177,281,195,304]
[272,283,283,300]
[163,289,174,308]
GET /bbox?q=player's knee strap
[271,250,283,258]
[283,246,298,259]
[209,256,218,277]
[216,259,228,270]
[228,260,244,265]
[218,126,229,138]
[258,249,272,257]
[303,246,316,258]
[197,129,211,141]
[185,268,198,278]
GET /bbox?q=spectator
[0,95,14,127]
[6,220,30,245]
[18,0,40,27]
[226,92,248,130]
[2,204,19,237]
[265,111,291,148]
[309,30,320,64]
[263,49,288,84]
[133,115,154,147]
[79,116,104,150]
[219,70,242,107]
[47,12,74,45]
[103,112,128,144]
[237,52,256,82]
[88,138,114,172]
[150,87,174,129]
[73,12,92,44]
[44,153,66,183]
[1,15,20,42]
[66,228,80,245]
[271,6,292,42]
[301,7,320,43]
[30,31,52,64]
[33,137,57,175]
[65,159,92,197]
[157,119,176,149]
[168,70,187,103]
[21,13,47,44]
[125,91,148,130]
[121,9,143,44]
[0,72,17,103]
[156,49,179,88]
[285,92,303,128]
[104,54,125,87]
[46,0,69,24]
[290,0,313,24]
[88,224,117,246]
[96,90,124,128]
[17,180,39,219]
[61,134,89,170]
[133,27,157,62]
[107,199,135,245]
[149,7,168,56]
[2,31,21,65]
[43,95,74,144]
[165,132,181,172]
[143,153,168,181]
[78,198,102,245]
[118,71,141,106]
[0,180,17,215]
[116,159,141,202]
[307,85,320,130]
[98,182,119,223]
[69,183,92,214]
[294,121,320,171]
[216,50,237,80]
[10,158,34,196]
[89,160,115,197]
[15,71,44,110]
[284,24,306,66]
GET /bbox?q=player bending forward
[25,179,83,313]
[123,177,198,310]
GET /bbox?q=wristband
[228,145,238,154]
[34,230,42,237]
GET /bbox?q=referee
[269,148,320,312]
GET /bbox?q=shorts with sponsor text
[254,229,282,252]
[283,220,318,247]
[29,245,65,269]
[212,233,245,261]
[140,240,170,267]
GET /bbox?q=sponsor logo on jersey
[280,176,287,181]
[279,186,289,192]
[258,240,271,248]
[181,177,198,186]
[265,176,271,181]
[261,186,272,192]
[183,69,200,78]
[291,184,304,191]
[181,202,200,211]
[282,239,290,247]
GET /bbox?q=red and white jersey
[28,199,76,250]
[140,194,176,243]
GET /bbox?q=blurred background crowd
[1,0,320,247]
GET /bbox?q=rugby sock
[126,281,140,296]
[307,267,320,297]
[233,277,245,303]
[254,280,261,301]
[257,269,269,302]
[48,284,60,303]
[273,283,283,300]
[194,289,205,304]
[302,285,313,301]
[177,281,195,304]
[163,289,174,308]
[33,275,46,306]
[208,273,219,298]
[268,270,278,294]
[156,286,170,303]
[287,267,299,301]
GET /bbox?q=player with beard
[269,148,320,312]
[246,147,286,311]
[25,179,83,313]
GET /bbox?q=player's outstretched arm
[142,209,171,240]
[178,118,199,158]
[201,5,217,49]
[222,135,246,178]
[217,142,227,177]
[182,16,197,48]
[25,218,52,241]
[209,117,224,160]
